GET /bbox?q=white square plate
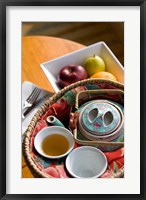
[41,41,124,93]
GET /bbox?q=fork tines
[28,87,41,103]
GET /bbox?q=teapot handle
[75,89,124,109]
[72,127,124,148]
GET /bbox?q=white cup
[66,146,107,178]
[34,126,75,159]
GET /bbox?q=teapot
[69,89,124,151]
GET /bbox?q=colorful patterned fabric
[28,82,124,178]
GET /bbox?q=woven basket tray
[23,78,124,178]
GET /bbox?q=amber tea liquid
[41,134,69,156]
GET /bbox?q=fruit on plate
[83,55,105,77]
[57,64,88,88]
[90,71,117,81]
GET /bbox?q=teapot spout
[46,115,65,127]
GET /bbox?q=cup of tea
[34,126,75,159]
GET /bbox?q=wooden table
[22,36,85,178]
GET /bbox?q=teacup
[66,146,107,178]
[34,126,75,159]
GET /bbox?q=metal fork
[22,87,41,111]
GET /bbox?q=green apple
[83,55,105,77]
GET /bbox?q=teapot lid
[79,101,122,136]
